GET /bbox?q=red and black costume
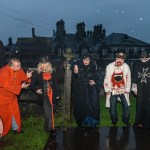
[30,71,60,131]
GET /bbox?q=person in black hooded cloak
[72,54,101,127]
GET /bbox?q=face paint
[115,58,124,67]
[111,68,125,88]
[114,73,123,82]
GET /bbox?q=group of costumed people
[72,50,150,130]
[104,50,150,129]
[0,50,150,139]
[0,57,60,138]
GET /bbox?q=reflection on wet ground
[44,126,150,150]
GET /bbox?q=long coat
[30,71,60,106]
[104,62,131,108]
[132,60,150,129]
[0,65,29,137]
[72,64,101,126]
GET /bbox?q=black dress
[133,60,150,129]
[72,63,101,127]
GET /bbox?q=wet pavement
[44,126,150,150]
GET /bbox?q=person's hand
[106,91,111,95]
[26,70,33,78]
[56,96,60,99]
[133,91,137,95]
[89,80,96,86]
[74,65,78,74]
[21,82,30,89]
[124,91,130,94]
[36,89,43,94]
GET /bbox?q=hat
[140,50,150,58]
[39,56,49,63]
[116,52,126,59]
[82,53,91,59]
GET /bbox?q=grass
[0,95,136,150]
[100,95,136,126]
[0,115,48,150]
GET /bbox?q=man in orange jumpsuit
[0,58,32,137]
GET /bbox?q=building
[99,33,150,60]
[52,19,106,59]
[0,40,6,68]
[5,20,150,70]
[15,28,52,68]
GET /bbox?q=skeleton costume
[104,52,131,125]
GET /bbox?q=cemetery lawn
[0,95,136,150]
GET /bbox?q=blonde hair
[37,62,53,74]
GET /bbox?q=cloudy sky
[0,0,150,45]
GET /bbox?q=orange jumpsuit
[0,65,30,137]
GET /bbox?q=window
[58,48,62,56]
[102,49,107,55]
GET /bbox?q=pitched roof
[64,34,82,52]
[105,33,150,46]
[16,36,52,50]
[64,34,103,52]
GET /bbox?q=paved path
[44,126,150,150]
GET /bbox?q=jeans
[12,116,19,130]
[109,94,130,124]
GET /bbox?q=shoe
[50,129,56,134]
[13,130,24,135]
[133,123,143,130]
[113,123,117,127]
[125,122,131,126]
[111,122,117,127]
[49,129,56,138]
[138,124,143,128]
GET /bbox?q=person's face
[11,61,21,71]
[83,57,90,66]
[41,63,48,71]
[140,57,150,62]
[115,58,125,67]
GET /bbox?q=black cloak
[133,59,150,129]
[72,57,102,127]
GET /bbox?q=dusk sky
[0,0,150,45]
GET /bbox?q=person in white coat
[104,52,131,126]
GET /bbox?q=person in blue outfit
[72,54,101,127]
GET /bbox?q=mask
[140,57,150,62]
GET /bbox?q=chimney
[8,37,12,46]
[32,28,36,37]
[53,30,56,36]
